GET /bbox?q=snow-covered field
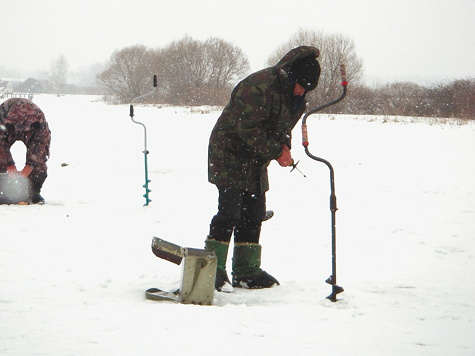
[1,94,474,355]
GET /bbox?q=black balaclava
[292,55,321,91]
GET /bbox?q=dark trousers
[209,186,266,244]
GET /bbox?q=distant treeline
[96,40,473,120]
[334,79,474,120]
[5,30,472,121]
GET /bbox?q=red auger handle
[302,124,309,147]
[340,64,348,87]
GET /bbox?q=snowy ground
[1,94,474,355]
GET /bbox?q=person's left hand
[20,165,32,178]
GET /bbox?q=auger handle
[340,64,348,87]
[130,75,158,150]
[302,123,309,147]
[301,63,348,147]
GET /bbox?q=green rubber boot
[232,243,279,289]
[204,239,232,292]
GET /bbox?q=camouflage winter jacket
[0,98,51,170]
[208,46,319,194]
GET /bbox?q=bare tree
[97,37,249,106]
[267,28,364,110]
[160,36,250,105]
[50,54,69,96]
[161,36,209,98]
[428,79,475,120]
[445,79,475,120]
[97,45,155,103]
[204,37,250,91]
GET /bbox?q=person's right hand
[276,145,292,167]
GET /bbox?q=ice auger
[301,64,348,302]
[129,75,158,206]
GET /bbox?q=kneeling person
[0,98,51,204]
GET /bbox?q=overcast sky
[1,0,474,85]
